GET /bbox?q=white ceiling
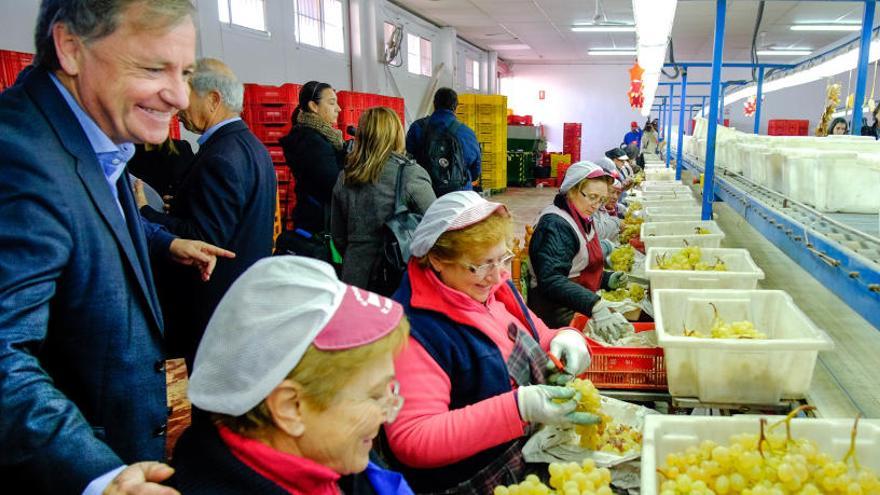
[390,0,868,64]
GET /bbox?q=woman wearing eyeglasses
[527,162,631,340]
[383,191,598,494]
[280,81,344,260]
[170,256,414,495]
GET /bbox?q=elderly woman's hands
[516,385,601,426]
[546,330,591,385]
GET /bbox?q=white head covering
[188,256,403,416]
[597,157,618,175]
[558,161,610,194]
[409,191,509,258]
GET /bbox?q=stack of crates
[549,153,572,181]
[562,123,582,162]
[241,83,301,231]
[506,151,537,186]
[767,119,809,136]
[336,91,406,131]
[169,115,181,140]
[456,94,508,192]
[0,49,33,91]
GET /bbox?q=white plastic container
[640,182,693,194]
[644,206,704,222]
[652,289,833,404]
[642,415,879,494]
[645,168,676,181]
[644,247,764,290]
[641,220,725,250]
[635,199,698,210]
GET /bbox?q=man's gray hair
[190,58,245,113]
[34,0,194,70]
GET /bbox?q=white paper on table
[521,396,658,468]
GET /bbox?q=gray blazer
[331,154,435,290]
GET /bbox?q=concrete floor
[492,186,880,419]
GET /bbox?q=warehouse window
[295,0,345,53]
[407,34,432,77]
[466,58,480,90]
[218,0,267,32]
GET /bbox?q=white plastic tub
[635,199,698,209]
[642,416,879,494]
[644,247,764,290]
[652,289,833,404]
[644,206,704,222]
[645,168,676,181]
[641,220,725,250]
[640,182,693,193]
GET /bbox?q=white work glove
[589,300,632,342]
[608,271,629,289]
[516,385,601,426]
[546,330,591,385]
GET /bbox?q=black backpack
[368,157,423,296]
[416,118,469,196]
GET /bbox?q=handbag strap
[391,154,409,215]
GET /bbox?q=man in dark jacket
[0,1,234,493]
[406,87,481,194]
[138,58,277,368]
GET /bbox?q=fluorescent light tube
[756,50,812,56]
[572,25,635,32]
[791,24,861,32]
[588,50,637,56]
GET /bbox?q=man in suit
[137,58,277,368]
[0,1,234,494]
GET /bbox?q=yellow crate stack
[474,94,508,191]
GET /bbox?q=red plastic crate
[274,165,291,183]
[244,84,297,105]
[265,145,285,164]
[570,315,667,390]
[168,115,181,140]
[534,177,557,188]
[248,105,292,125]
[252,123,290,144]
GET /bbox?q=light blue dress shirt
[197,116,242,146]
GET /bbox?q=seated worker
[827,117,848,136]
[527,162,631,336]
[593,174,624,244]
[384,192,599,494]
[170,256,414,495]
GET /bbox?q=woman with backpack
[331,107,435,295]
[279,81,345,260]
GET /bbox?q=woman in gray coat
[332,107,436,293]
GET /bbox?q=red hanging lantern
[743,95,757,117]
[628,63,645,109]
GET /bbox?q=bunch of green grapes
[657,409,880,495]
[492,460,613,495]
[684,303,767,339]
[629,201,644,211]
[657,246,727,271]
[566,379,641,455]
[609,245,636,272]
[600,283,646,303]
[633,172,645,185]
[694,227,712,235]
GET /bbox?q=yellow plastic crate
[549,153,571,178]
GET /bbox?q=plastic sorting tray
[644,247,764,290]
[631,189,695,199]
[641,220,725,250]
[645,168,676,181]
[640,182,693,192]
[635,199,699,210]
[643,206,704,223]
[652,289,833,404]
[641,416,880,494]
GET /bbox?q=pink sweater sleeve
[385,336,525,469]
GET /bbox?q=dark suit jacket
[0,68,171,493]
[141,120,276,365]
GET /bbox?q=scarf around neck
[297,110,344,150]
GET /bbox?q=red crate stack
[562,122,582,162]
[507,114,533,125]
[168,115,181,140]
[337,91,406,131]
[242,83,301,231]
[0,49,34,90]
[768,119,809,136]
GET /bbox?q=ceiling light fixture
[791,24,861,32]
[633,0,678,115]
[489,43,532,51]
[571,25,636,33]
[756,49,812,56]
[588,49,638,56]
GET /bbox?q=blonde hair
[565,176,612,202]
[216,317,410,433]
[418,211,513,267]
[344,107,405,185]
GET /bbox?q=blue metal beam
[702,0,726,221]
[664,62,795,69]
[676,70,688,180]
[667,84,675,168]
[852,0,875,135]
[754,66,765,135]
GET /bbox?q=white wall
[0,1,40,53]
[500,64,647,163]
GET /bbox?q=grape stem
[758,418,769,459]
[656,467,672,479]
[842,414,862,471]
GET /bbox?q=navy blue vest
[386,274,537,492]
